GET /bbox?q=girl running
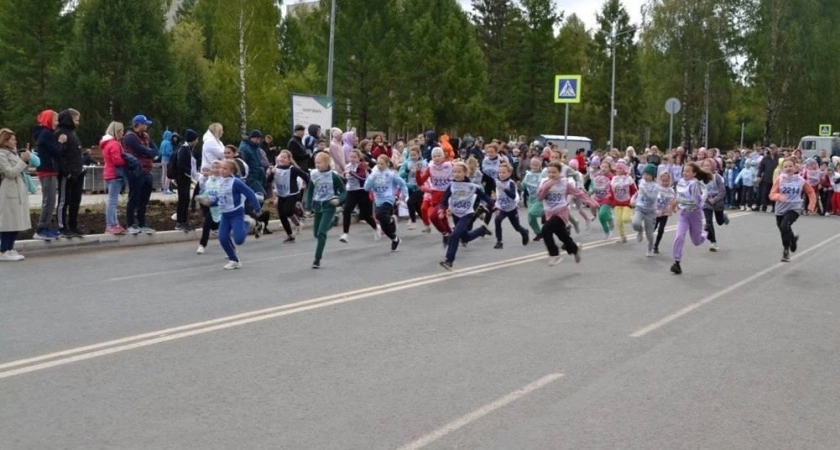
[567,159,592,231]
[340,149,379,243]
[802,159,822,215]
[611,160,637,243]
[537,162,599,266]
[438,161,494,271]
[195,161,221,255]
[399,145,427,230]
[273,150,310,244]
[770,158,816,262]
[632,165,659,256]
[201,160,263,270]
[590,159,615,240]
[493,162,529,249]
[701,158,729,252]
[365,155,409,251]
[416,148,454,246]
[521,157,544,241]
[653,171,676,255]
[304,152,346,269]
[670,162,713,275]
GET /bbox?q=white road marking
[630,231,840,338]
[395,373,564,450]
[0,214,753,379]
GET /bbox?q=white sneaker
[196,245,205,255]
[407,222,417,230]
[646,249,654,257]
[710,242,718,252]
[636,230,643,243]
[1,251,24,261]
[223,260,241,270]
[548,256,563,266]
[374,224,382,241]
[339,233,348,243]
[140,227,156,235]
[128,226,142,235]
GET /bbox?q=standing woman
[159,130,174,194]
[0,129,31,261]
[201,123,224,171]
[100,122,127,234]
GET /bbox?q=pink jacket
[100,135,126,181]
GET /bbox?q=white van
[797,135,840,160]
[535,135,593,153]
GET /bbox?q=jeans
[219,210,247,262]
[57,171,85,230]
[37,175,57,231]
[775,211,799,250]
[0,231,18,252]
[127,173,153,228]
[106,178,123,228]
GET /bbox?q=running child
[201,160,263,270]
[340,149,379,243]
[304,152,346,269]
[273,149,310,243]
[653,171,676,255]
[769,158,816,262]
[701,158,729,252]
[365,155,409,252]
[520,157,544,241]
[493,162,529,249]
[438,161,494,271]
[537,162,599,266]
[669,162,713,275]
[590,159,615,240]
[416,148,454,245]
[611,160,637,243]
[631,164,659,256]
[399,145,427,230]
[194,161,221,255]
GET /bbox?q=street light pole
[608,23,636,150]
[703,55,729,148]
[326,0,336,99]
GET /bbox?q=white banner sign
[290,94,333,133]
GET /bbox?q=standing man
[288,124,308,169]
[124,114,159,235]
[55,109,85,237]
[174,129,199,231]
[757,144,778,213]
[239,130,269,233]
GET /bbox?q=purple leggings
[673,209,705,262]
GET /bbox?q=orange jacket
[440,134,455,162]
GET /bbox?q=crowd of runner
[1,111,836,271]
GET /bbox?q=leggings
[219,210,248,262]
[541,216,578,257]
[374,203,397,240]
[424,196,452,235]
[277,195,301,236]
[654,216,669,250]
[614,205,632,237]
[673,209,705,262]
[343,189,376,233]
[313,202,337,261]
[703,209,727,244]
[494,209,527,243]
[775,211,799,250]
[597,204,613,234]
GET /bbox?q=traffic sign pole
[665,98,681,152]
[564,104,570,151]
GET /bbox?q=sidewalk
[27,190,177,209]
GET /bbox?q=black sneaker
[790,235,798,253]
[312,259,320,269]
[494,242,503,249]
[283,236,296,244]
[481,223,492,237]
[670,261,682,275]
[67,228,85,238]
[263,227,273,235]
[440,260,453,271]
[391,237,401,252]
[520,230,529,246]
[254,221,264,239]
[654,246,660,254]
[781,249,791,262]
[533,233,542,242]
[442,234,450,247]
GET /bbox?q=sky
[454,0,645,31]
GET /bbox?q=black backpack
[166,147,179,179]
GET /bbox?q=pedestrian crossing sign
[554,75,582,104]
[819,124,832,136]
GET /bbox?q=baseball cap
[132,114,152,126]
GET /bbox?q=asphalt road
[2,209,839,449]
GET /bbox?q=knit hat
[643,164,657,179]
[249,129,263,139]
[590,156,601,167]
[615,159,628,173]
[568,159,579,170]
[184,129,198,143]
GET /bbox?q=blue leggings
[219,210,248,262]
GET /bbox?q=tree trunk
[238,0,247,137]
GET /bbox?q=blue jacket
[210,177,262,215]
[364,168,409,207]
[32,125,62,174]
[238,139,266,196]
[159,130,173,163]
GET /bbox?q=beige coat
[0,148,30,232]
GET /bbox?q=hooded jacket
[55,110,83,177]
[304,125,320,152]
[287,132,308,169]
[238,138,267,196]
[33,110,62,176]
[439,134,455,162]
[342,130,355,165]
[421,130,438,162]
[100,134,126,181]
[159,130,173,163]
[329,128,345,176]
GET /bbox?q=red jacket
[100,135,126,181]
[371,143,390,160]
